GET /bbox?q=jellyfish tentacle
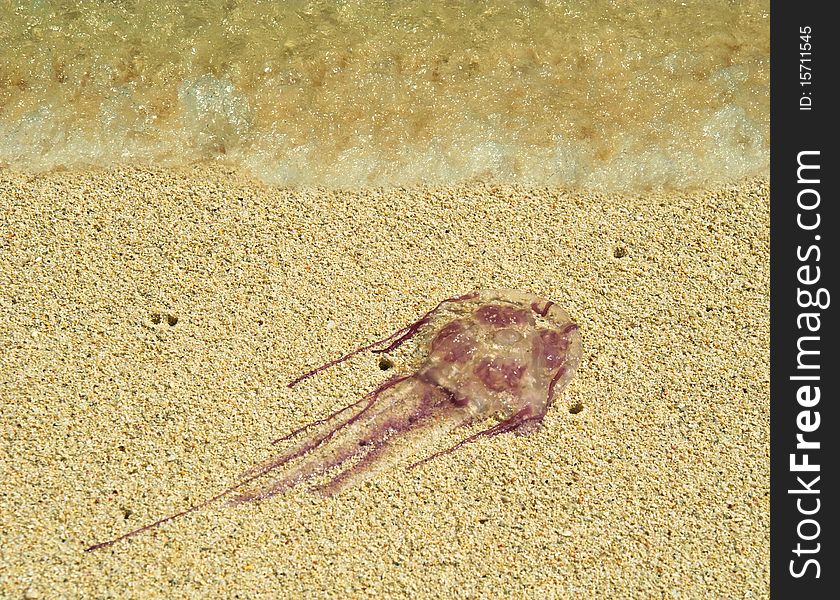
[240,374,412,482]
[315,437,392,497]
[407,406,534,470]
[371,292,478,354]
[287,292,477,388]
[286,334,401,388]
[83,438,307,552]
[232,441,358,502]
[241,423,391,502]
[242,429,398,502]
[271,395,368,444]
[545,365,569,409]
[239,407,401,501]
[238,378,445,502]
[315,388,445,496]
[530,300,553,317]
[83,376,413,551]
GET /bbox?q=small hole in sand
[167,314,178,326]
[151,313,162,325]
[378,356,394,370]
[613,246,628,259]
[569,402,584,415]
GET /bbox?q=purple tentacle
[530,300,553,317]
[407,406,534,470]
[84,375,411,552]
[241,375,411,480]
[545,365,568,409]
[271,396,367,444]
[84,449,295,552]
[287,292,477,388]
[316,396,442,496]
[315,437,393,497]
[238,381,444,502]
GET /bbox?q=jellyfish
[86,289,581,551]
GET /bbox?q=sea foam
[0,0,769,190]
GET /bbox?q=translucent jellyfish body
[87,290,581,551]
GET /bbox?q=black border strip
[770,2,836,596]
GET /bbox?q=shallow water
[0,0,768,190]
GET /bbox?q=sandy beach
[0,167,769,598]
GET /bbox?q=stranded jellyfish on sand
[86,289,581,551]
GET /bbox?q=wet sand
[0,167,769,598]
